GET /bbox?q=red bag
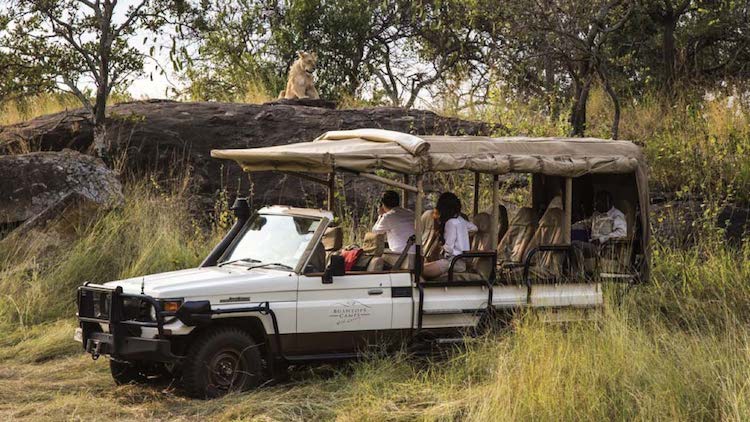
[340,248,364,272]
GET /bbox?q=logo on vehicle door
[329,300,372,325]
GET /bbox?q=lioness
[278,51,320,100]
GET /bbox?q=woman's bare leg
[422,261,444,279]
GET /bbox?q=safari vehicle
[75,129,650,398]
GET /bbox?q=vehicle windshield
[220,213,322,270]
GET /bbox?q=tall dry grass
[0,180,218,332]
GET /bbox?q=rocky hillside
[0,100,500,208]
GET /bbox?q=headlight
[149,305,157,321]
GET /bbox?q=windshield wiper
[246,262,293,271]
[218,258,261,267]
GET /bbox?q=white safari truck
[75,129,650,398]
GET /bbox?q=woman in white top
[422,192,477,279]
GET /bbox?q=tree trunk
[662,19,677,96]
[603,80,620,139]
[598,66,621,139]
[90,86,109,159]
[569,79,592,137]
[544,52,560,119]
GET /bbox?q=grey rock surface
[0,150,123,225]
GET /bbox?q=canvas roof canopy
[210,129,646,178]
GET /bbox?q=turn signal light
[162,300,182,313]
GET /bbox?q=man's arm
[372,214,389,234]
[609,212,627,240]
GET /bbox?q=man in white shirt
[590,191,627,244]
[371,190,415,253]
[573,190,628,262]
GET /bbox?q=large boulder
[0,100,501,211]
[0,150,123,229]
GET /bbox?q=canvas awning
[211,129,645,178]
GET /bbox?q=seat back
[471,212,494,279]
[497,207,538,264]
[497,204,509,244]
[322,226,343,253]
[362,232,385,256]
[367,257,384,272]
[614,199,636,239]
[526,197,566,277]
[421,210,441,263]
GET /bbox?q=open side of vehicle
[75,129,650,398]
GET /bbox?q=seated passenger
[371,190,415,254]
[574,190,627,259]
[422,192,477,280]
[590,190,627,244]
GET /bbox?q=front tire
[110,360,148,385]
[181,327,264,398]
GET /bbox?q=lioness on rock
[279,51,320,100]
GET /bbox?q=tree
[0,12,54,105]
[5,0,183,157]
[471,0,633,138]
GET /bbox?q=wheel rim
[207,348,247,392]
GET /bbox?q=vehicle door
[295,239,393,355]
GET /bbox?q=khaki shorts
[435,258,467,274]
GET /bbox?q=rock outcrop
[0,100,501,210]
[0,150,123,230]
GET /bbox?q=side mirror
[322,255,345,284]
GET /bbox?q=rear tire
[182,327,264,398]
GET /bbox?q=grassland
[2,89,750,420]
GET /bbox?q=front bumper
[76,283,178,362]
[84,331,175,362]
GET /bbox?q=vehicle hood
[105,266,296,299]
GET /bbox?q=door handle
[368,288,384,295]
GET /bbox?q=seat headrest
[548,196,563,209]
[472,212,491,233]
[510,207,537,226]
[362,232,385,256]
[420,210,434,232]
[322,226,343,251]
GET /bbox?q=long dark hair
[434,192,462,244]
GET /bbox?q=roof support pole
[564,177,572,244]
[415,175,424,247]
[491,174,500,251]
[403,174,411,207]
[327,172,336,211]
[473,172,481,216]
[340,169,418,193]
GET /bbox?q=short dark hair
[595,190,613,203]
[381,190,400,209]
[594,190,613,211]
